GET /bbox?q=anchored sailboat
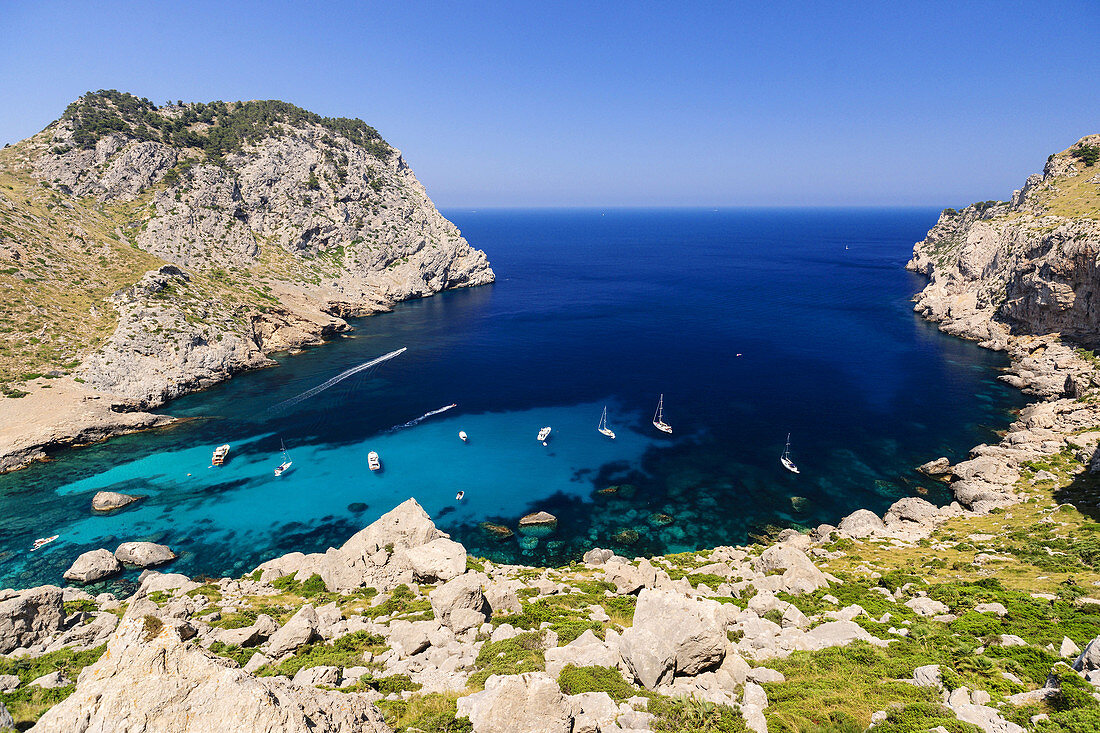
[780,433,800,474]
[537,426,552,446]
[597,406,616,439]
[652,394,672,434]
[274,440,292,477]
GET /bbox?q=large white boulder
[457,672,573,733]
[0,585,65,654]
[838,509,885,538]
[751,545,829,594]
[63,549,122,584]
[429,572,489,632]
[404,537,466,583]
[266,605,319,658]
[618,589,725,689]
[115,542,177,568]
[545,629,620,678]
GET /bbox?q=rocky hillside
[908,135,1100,349]
[0,90,492,469]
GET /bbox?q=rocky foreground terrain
[0,90,493,472]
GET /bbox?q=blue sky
[1,1,1097,207]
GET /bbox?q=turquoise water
[0,209,1027,590]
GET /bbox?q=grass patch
[557,664,638,701]
[0,644,106,726]
[376,692,473,732]
[256,630,387,677]
[467,631,545,689]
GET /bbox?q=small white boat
[212,444,230,466]
[459,431,468,443]
[274,440,292,476]
[780,433,800,474]
[31,535,58,551]
[537,426,552,445]
[652,395,672,434]
[456,490,465,500]
[597,406,616,439]
[367,451,381,472]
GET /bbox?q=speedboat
[31,535,58,551]
[456,490,465,500]
[368,451,382,472]
[212,444,230,466]
[537,426,552,446]
[780,433,800,474]
[459,431,468,443]
[652,395,672,434]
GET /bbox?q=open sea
[0,208,1028,591]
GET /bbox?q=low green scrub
[467,631,545,688]
[376,692,473,732]
[62,599,97,615]
[557,664,637,701]
[207,641,260,667]
[0,644,106,726]
[361,584,432,620]
[872,702,982,733]
[649,695,747,732]
[687,573,729,589]
[345,672,422,695]
[492,596,605,644]
[257,630,386,677]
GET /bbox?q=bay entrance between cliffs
[0,209,1027,589]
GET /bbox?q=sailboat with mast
[274,440,293,477]
[597,406,616,439]
[652,394,672,434]
[780,433,800,474]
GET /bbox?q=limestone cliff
[0,91,493,466]
[908,134,1100,349]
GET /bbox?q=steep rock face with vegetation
[908,135,1100,348]
[0,91,493,462]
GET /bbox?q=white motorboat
[597,406,616,439]
[31,535,58,551]
[274,440,292,476]
[780,433,800,474]
[368,451,382,472]
[456,490,465,500]
[537,426,552,445]
[212,444,230,466]
[459,431,468,443]
[652,395,672,434]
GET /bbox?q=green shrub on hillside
[557,664,637,701]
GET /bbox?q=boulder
[266,605,319,658]
[484,580,522,616]
[884,497,939,525]
[802,621,888,650]
[31,616,390,732]
[582,548,613,565]
[568,691,619,733]
[429,572,489,632]
[29,670,70,688]
[0,701,12,730]
[389,620,439,657]
[545,629,620,678]
[974,603,1008,616]
[1060,636,1081,658]
[404,537,466,583]
[913,664,942,688]
[0,674,19,692]
[115,542,177,568]
[618,589,725,689]
[292,665,340,688]
[917,457,952,477]
[1072,634,1100,672]
[751,545,829,594]
[457,672,573,733]
[905,596,949,617]
[63,549,122,583]
[91,491,141,512]
[212,614,278,648]
[518,511,558,529]
[0,585,65,654]
[838,509,885,538]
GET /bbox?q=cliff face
[0,91,493,407]
[908,134,1100,349]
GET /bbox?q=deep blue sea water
[0,208,1027,591]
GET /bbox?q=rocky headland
[0,91,494,473]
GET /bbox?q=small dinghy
[212,444,230,466]
[274,440,292,477]
[652,394,672,434]
[31,535,58,552]
[597,406,616,439]
[456,490,465,500]
[780,433,800,474]
[368,451,382,472]
[537,426,552,446]
[459,431,468,443]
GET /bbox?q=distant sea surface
[0,208,1027,590]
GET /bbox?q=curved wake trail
[389,403,458,431]
[269,347,407,411]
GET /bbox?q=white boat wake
[390,403,458,431]
[270,347,407,411]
